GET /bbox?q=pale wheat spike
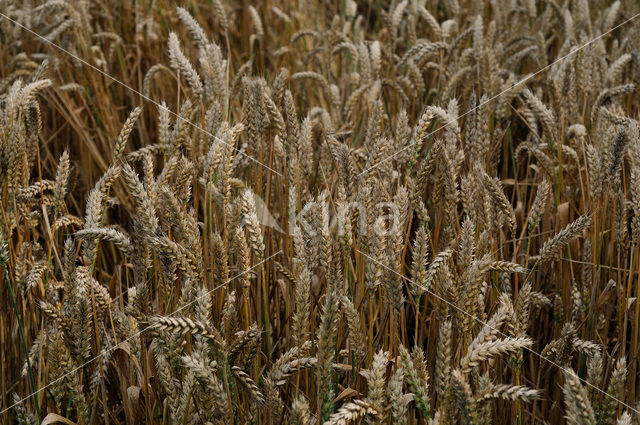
[53,214,83,229]
[388,367,408,425]
[221,290,237,339]
[461,337,532,373]
[483,172,516,232]
[248,5,264,38]
[478,383,541,401]
[82,165,122,263]
[451,369,474,424]
[572,338,601,357]
[210,0,229,32]
[586,352,604,401]
[290,395,311,425]
[291,264,311,348]
[399,345,430,418]
[434,320,452,396]
[264,377,284,422]
[148,235,200,281]
[489,261,525,274]
[410,224,429,298]
[75,228,133,258]
[341,296,365,365]
[324,399,378,425]
[537,215,591,264]
[527,178,550,234]
[53,150,70,210]
[521,87,558,143]
[616,412,632,425]
[364,350,388,415]
[603,357,627,419]
[234,227,251,290]
[563,371,596,425]
[18,79,52,109]
[142,64,173,97]
[121,163,159,235]
[168,32,203,97]
[291,72,331,98]
[423,249,452,293]
[241,189,265,259]
[231,366,265,405]
[607,53,631,85]
[176,7,209,49]
[181,353,229,419]
[268,341,312,384]
[316,289,340,410]
[113,106,143,163]
[150,316,222,348]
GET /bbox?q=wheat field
[1,0,640,423]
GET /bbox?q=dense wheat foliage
[1,0,640,423]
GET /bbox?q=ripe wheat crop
[1,0,640,424]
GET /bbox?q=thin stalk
[2,260,40,422]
